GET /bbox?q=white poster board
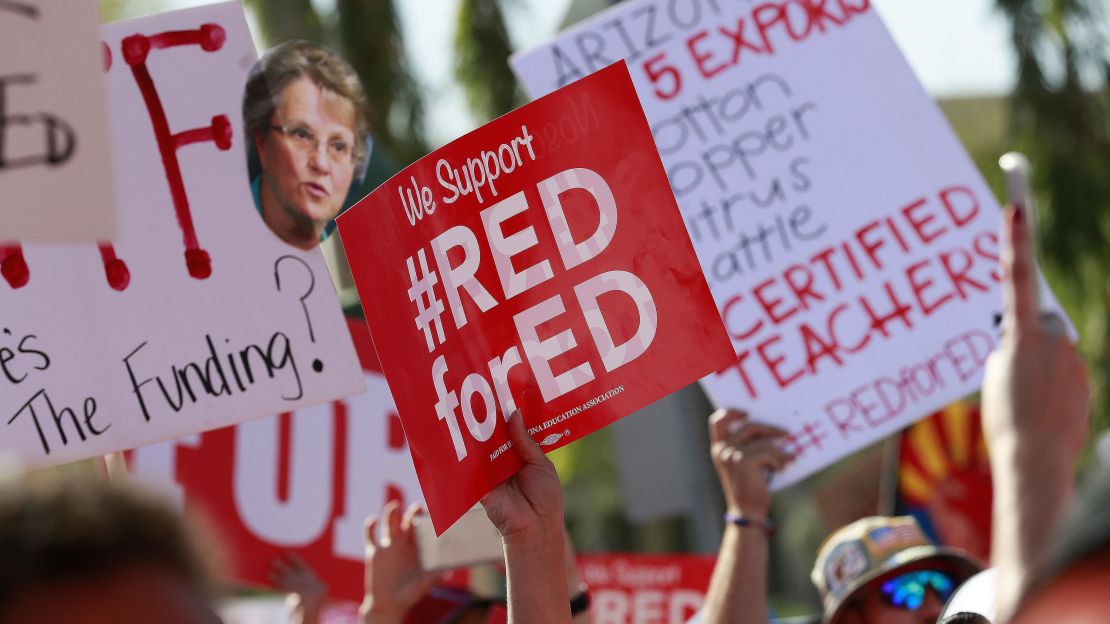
[0,2,363,466]
[0,0,117,240]
[132,337,424,601]
[512,1,1066,487]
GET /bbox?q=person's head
[940,613,991,624]
[243,40,370,250]
[811,516,982,624]
[1011,464,1110,623]
[938,567,996,622]
[0,476,220,624]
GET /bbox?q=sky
[157,0,1023,146]
[870,0,1016,96]
[395,0,1019,146]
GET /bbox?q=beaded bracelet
[724,512,777,537]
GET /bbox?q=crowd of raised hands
[273,205,1100,624]
[274,409,588,624]
[0,198,1065,624]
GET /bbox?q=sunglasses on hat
[880,570,955,610]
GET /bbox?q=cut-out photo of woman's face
[243,40,370,250]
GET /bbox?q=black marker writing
[123,331,304,422]
[0,328,50,385]
[0,74,77,170]
[0,1,38,20]
[7,389,106,455]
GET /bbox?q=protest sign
[219,554,716,624]
[579,554,716,624]
[0,0,116,240]
[338,62,733,533]
[221,598,360,624]
[511,0,1068,488]
[131,317,419,602]
[0,2,363,466]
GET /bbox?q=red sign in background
[338,62,733,533]
[218,554,717,624]
[579,554,717,624]
[129,317,421,602]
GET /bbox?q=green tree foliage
[244,0,323,44]
[246,0,428,166]
[336,0,428,165]
[455,0,521,122]
[996,0,1110,436]
[100,0,169,21]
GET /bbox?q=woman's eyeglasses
[269,124,353,164]
[880,570,955,610]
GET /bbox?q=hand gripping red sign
[338,62,733,533]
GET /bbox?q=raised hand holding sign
[339,62,734,533]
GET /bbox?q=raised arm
[702,408,793,624]
[359,501,444,624]
[983,205,1090,621]
[270,553,326,624]
[481,410,571,624]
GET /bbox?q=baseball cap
[811,516,982,624]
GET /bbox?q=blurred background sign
[897,400,993,563]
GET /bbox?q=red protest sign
[130,317,422,602]
[578,554,717,623]
[337,62,732,533]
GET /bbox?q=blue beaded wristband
[724,512,777,537]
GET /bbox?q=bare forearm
[992,444,1075,621]
[291,607,322,624]
[703,526,769,624]
[503,522,572,624]
[358,601,404,624]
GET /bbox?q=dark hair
[940,612,991,624]
[0,476,219,609]
[243,40,371,176]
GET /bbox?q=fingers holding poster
[0,2,363,467]
[338,62,734,533]
[510,0,1071,488]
